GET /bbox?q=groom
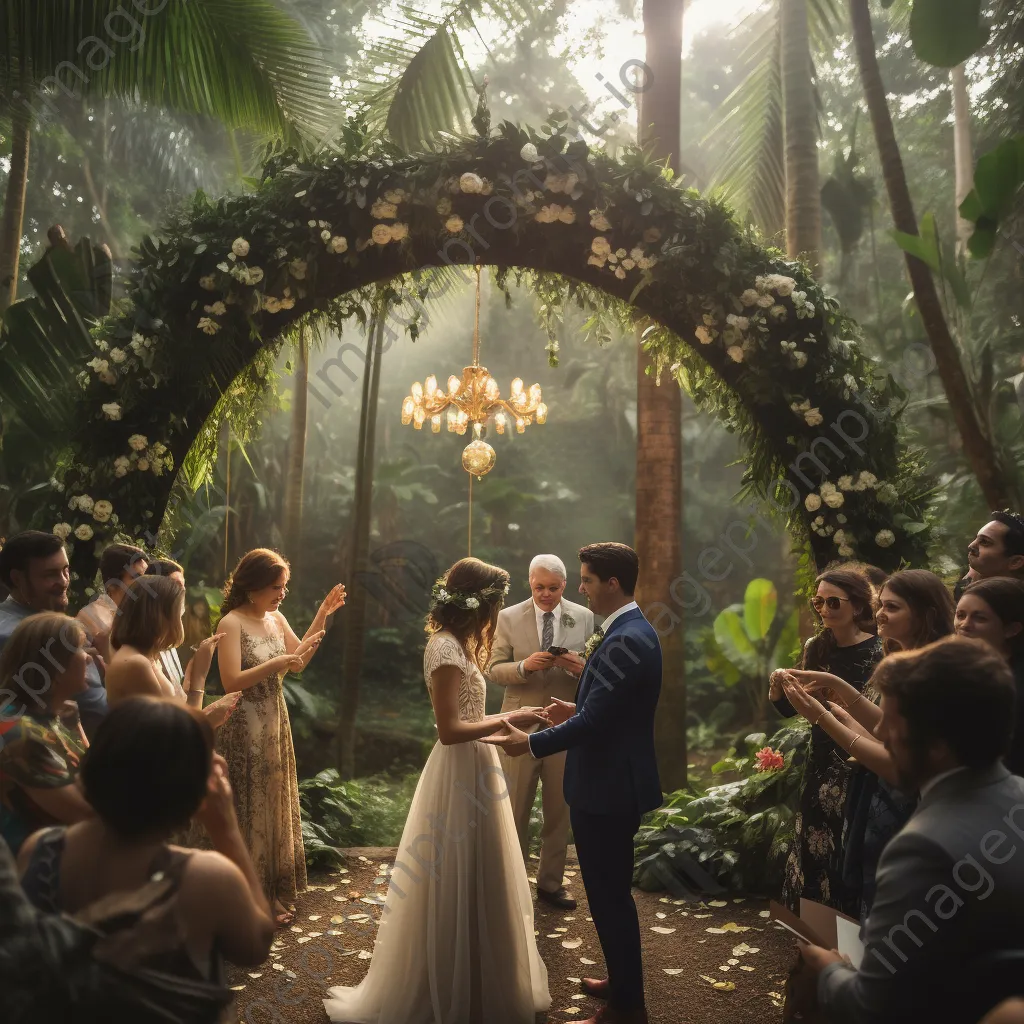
[484,542,662,1024]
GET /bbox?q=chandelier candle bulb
[536,403,548,424]
[413,406,426,429]
[431,414,442,433]
[425,374,438,396]
[401,397,414,424]
[411,381,423,400]
[516,417,526,433]
[529,383,542,404]
[511,377,524,396]
[448,375,460,396]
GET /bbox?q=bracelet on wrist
[813,709,833,727]
[848,692,866,709]
[849,734,862,753]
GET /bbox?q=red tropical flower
[754,746,785,772]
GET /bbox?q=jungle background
[0,0,1021,894]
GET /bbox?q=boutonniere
[583,629,604,661]
[561,611,576,630]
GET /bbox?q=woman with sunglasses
[776,569,954,916]
[768,568,881,910]
[954,577,1024,775]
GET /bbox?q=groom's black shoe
[581,978,609,999]
[537,886,577,910]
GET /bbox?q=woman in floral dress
[770,568,882,910]
[216,548,346,927]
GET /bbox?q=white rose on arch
[445,215,464,234]
[520,142,539,163]
[231,237,250,258]
[875,529,896,548]
[101,402,122,421]
[371,224,392,245]
[92,500,113,523]
[52,523,73,540]
[74,524,94,542]
[459,172,484,194]
[823,490,844,508]
[128,434,149,451]
[805,493,822,511]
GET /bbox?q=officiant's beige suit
[486,596,594,893]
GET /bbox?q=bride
[324,557,552,1023]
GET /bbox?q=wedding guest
[486,553,594,910]
[215,548,345,927]
[778,569,955,916]
[0,614,93,854]
[770,567,882,910]
[17,696,276,976]
[0,532,107,737]
[76,542,148,660]
[955,576,1024,775]
[954,510,1024,600]
[105,575,238,728]
[144,557,196,697]
[804,637,1024,1024]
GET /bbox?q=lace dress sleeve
[423,632,467,693]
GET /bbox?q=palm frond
[0,0,334,139]
[704,5,786,235]
[347,0,540,152]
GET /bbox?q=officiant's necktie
[541,611,554,651]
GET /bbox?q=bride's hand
[203,691,241,729]
[504,706,551,728]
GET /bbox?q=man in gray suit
[486,553,595,910]
[803,636,1024,1023]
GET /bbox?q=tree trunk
[950,63,974,254]
[849,0,1009,510]
[781,0,822,274]
[638,0,687,793]
[282,328,309,561]
[0,107,31,311]
[336,308,385,780]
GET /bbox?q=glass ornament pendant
[461,439,496,478]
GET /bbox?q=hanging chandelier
[400,265,547,478]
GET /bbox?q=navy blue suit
[529,605,662,1011]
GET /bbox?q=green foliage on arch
[42,120,932,582]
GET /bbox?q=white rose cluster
[543,172,578,195]
[534,203,576,224]
[789,399,823,426]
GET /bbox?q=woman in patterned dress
[770,568,882,910]
[324,557,551,1024]
[779,569,954,917]
[216,548,346,928]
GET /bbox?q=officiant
[486,554,595,911]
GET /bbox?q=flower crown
[430,576,510,611]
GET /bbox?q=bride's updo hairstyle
[426,557,510,668]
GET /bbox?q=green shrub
[634,722,809,895]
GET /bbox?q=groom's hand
[522,651,555,673]
[480,722,531,757]
[544,698,576,726]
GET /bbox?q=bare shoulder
[218,612,241,632]
[176,846,247,890]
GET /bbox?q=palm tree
[282,326,310,560]
[705,0,838,271]
[336,303,386,780]
[950,62,974,252]
[0,0,332,308]
[637,0,687,792]
[848,0,1010,509]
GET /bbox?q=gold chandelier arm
[472,263,481,367]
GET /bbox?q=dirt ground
[228,848,794,1024]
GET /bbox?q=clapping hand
[296,630,326,660]
[781,672,828,722]
[203,691,241,729]
[195,754,238,836]
[319,584,347,618]
[191,632,227,681]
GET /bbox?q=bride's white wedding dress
[323,629,550,1023]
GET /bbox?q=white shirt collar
[599,600,639,634]
[918,765,970,801]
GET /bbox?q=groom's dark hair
[578,543,639,595]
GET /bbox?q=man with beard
[0,532,107,737]
[954,511,1024,601]
[802,636,1024,1024]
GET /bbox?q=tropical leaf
[0,0,334,139]
[704,0,839,237]
[909,0,990,67]
[713,607,759,675]
[346,0,541,152]
[743,578,778,642]
[770,607,801,668]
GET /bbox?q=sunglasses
[811,595,850,611]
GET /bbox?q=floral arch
[47,124,931,585]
